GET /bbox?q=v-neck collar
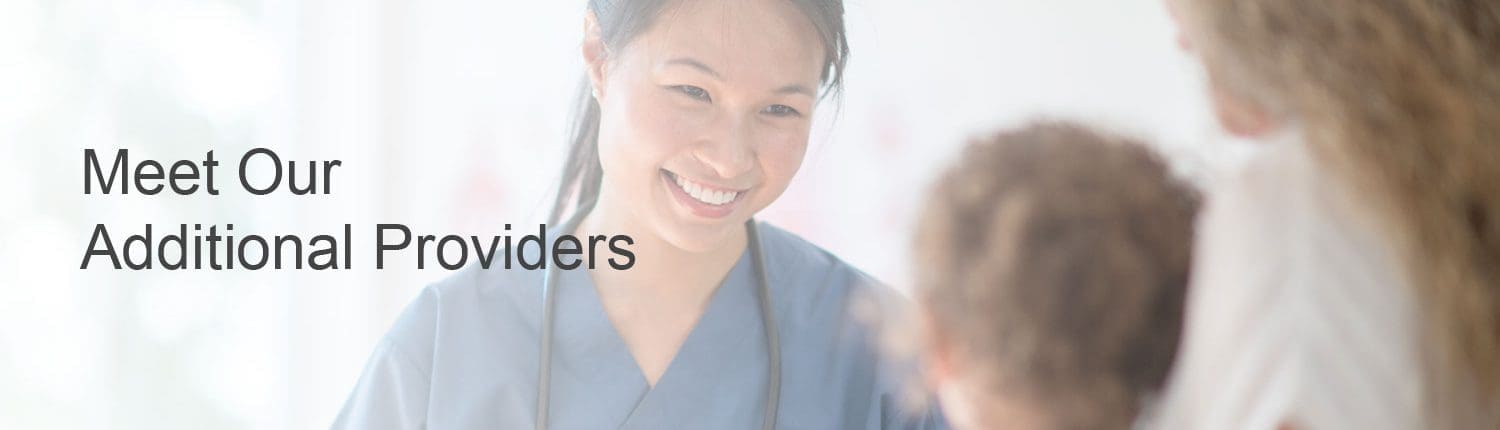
[551,248,762,428]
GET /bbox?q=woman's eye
[670,85,711,102]
[762,104,802,118]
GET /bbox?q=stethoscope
[534,201,782,430]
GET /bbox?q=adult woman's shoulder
[755,222,898,294]
[336,265,548,428]
[1161,138,1422,429]
[425,262,548,320]
[754,222,943,429]
[377,264,548,368]
[753,222,910,334]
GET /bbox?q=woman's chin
[651,191,756,253]
[657,219,746,254]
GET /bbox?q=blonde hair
[1178,0,1500,425]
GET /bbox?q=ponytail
[549,79,604,225]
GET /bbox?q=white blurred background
[0,0,1249,428]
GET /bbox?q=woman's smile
[661,169,749,219]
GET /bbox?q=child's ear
[1209,80,1279,138]
[581,11,609,100]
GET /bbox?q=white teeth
[672,173,739,206]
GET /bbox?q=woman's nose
[693,115,756,179]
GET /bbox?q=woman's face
[1164,0,1279,137]
[586,0,826,252]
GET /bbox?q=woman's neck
[575,198,748,297]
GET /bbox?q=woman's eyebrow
[665,57,815,97]
[775,84,815,97]
[665,57,721,79]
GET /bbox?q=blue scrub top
[335,222,947,429]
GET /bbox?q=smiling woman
[332,0,945,429]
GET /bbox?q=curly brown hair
[915,122,1200,430]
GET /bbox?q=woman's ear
[918,303,956,391]
[1209,79,1279,138]
[1163,0,1192,51]
[582,12,609,101]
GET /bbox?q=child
[913,122,1199,430]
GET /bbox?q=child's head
[914,122,1199,430]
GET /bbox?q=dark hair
[914,122,1200,430]
[548,0,850,223]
